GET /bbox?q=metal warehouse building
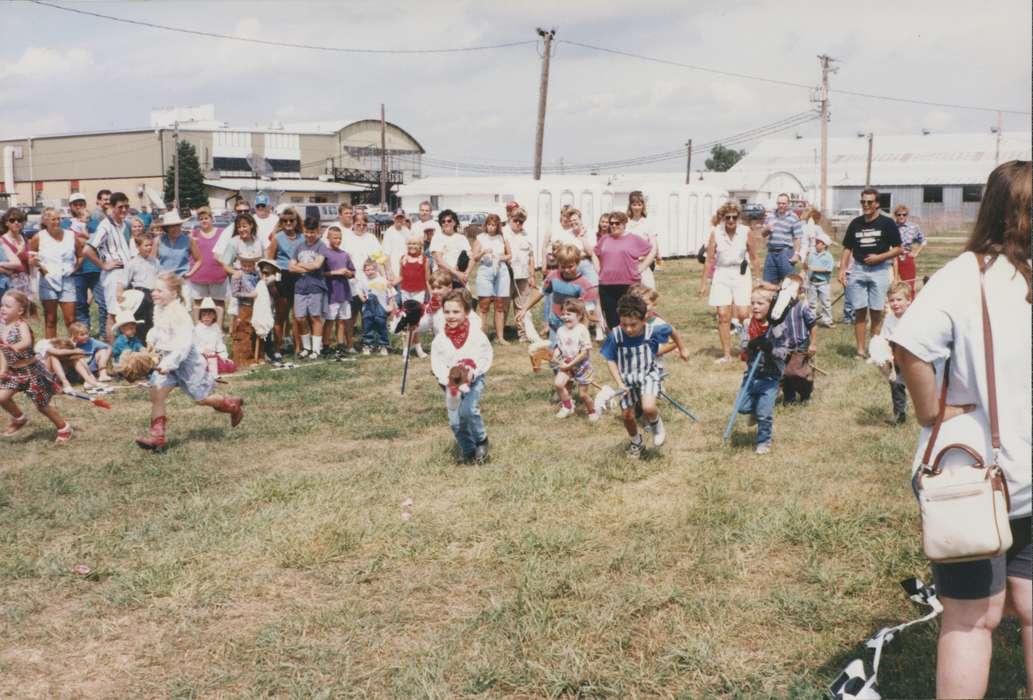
[0,105,425,210]
[728,131,1031,230]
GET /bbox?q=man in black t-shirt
[837,187,901,358]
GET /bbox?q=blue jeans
[762,248,796,284]
[806,280,832,325]
[845,263,891,312]
[75,271,107,334]
[447,375,487,457]
[362,296,389,348]
[738,374,780,445]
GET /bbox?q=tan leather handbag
[915,262,1012,564]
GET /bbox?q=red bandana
[443,319,470,349]
[427,296,442,315]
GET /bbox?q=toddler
[69,321,112,386]
[112,313,145,363]
[194,299,229,377]
[879,281,913,424]
[553,299,597,421]
[600,294,672,459]
[118,233,159,338]
[359,259,393,355]
[806,232,834,327]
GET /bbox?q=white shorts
[326,301,353,321]
[709,266,752,307]
[399,289,427,304]
[188,280,227,302]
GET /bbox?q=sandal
[55,424,73,444]
[3,414,28,436]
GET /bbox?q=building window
[962,185,983,202]
[878,193,892,211]
[923,186,943,203]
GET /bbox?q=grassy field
[1,239,1026,698]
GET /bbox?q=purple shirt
[323,247,354,304]
[596,233,652,285]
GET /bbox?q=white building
[397,174,728,259]
[728,131,1032,228]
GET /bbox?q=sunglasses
[608,220,624,225]
[725,214,739,221]
[6,218,25,224]
[280,217,297,223]
[861,199,878,205]
[895,212,908,217]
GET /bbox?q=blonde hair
[627,283,659,304]
[510,207,527,223]
[711,201,741,227]
[429,269,453,289]
[554,244,581,266]
[887,281,913,300]
[196,205,213,218]
[157,271,184,297]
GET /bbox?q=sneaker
[755,442,772,455]
[651,417,666,447]
[297,349,312,360]
[555,405,574,419]
[378,347,389,356]
[714,356,731,364]
[55,424,73,444]
[748,413,758,427]
[345,347,357,355]
[588,411,600,423]
[474,438,490,464]
[626,439,643,459]
[362,347,371,356]
[414,345,427,359]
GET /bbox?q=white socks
[301,334,312,351]
[312,336,322,355]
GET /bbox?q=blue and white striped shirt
[764,211,803,251]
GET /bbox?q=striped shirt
[87,216,135,265]
[763,211,803,251]
[897,221,926,254]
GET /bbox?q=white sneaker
[555,406,574,419]
[755,442,771,455]
[362,347,371,355]
[378,347,389,356]
[588,411,600,423]
[651,417,666,447]
[414,345,427,358]
[401,349,409,361]
[345,347,357,354]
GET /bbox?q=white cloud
[0,47,93,80]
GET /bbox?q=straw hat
[113,311,142,332]
[157,210,187,227]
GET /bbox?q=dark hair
[96,189,112,200]
[861,187,879,198]
[234,212,258,238]
[338,202,352,214]
[109,192,129,207]
[966,160,1031,303]
[442,288,471,312]
[616,293,647,320]
[1,207,25,232]
[627,191,647,218]
[303,215,320,231]
[438,209,458,227]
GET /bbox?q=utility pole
[865,133,874,187]
[816,55,836,216]
[994,110,1003,164]
[173,121,180,213]
[533,28,556,181]
[685,139,693,185]
[379,104,387,211]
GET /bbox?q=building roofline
[341,120,426,154]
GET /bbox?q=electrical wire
[558,40,1032,116]
[27,0,537,54]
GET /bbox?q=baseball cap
[393,208,406,218]
[505,201,520,211]
[255,193,270,206]
[69,192,87,204]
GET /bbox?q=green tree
[163,141,208,210]
[705,144,746,172]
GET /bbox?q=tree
[705,144,746,172]
[163,141,208,210]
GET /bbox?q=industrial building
[727,131,1032,229]
[0,105,425,211]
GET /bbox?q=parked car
[457,211,490,229]
[830,208,861,233]
[742,203,767,221]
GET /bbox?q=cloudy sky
[2,0,1030,174]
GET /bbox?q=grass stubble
[0,239,1026,698]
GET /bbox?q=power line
[27,0,537,54]
[558,40,1032,116]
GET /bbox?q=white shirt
[193,321,227,357]
[551,227,597,257]
[506,231,534,279]
[381,225,409,278]
[254,213,278,251]
[892,252,1032,518]
[413,218,441,239]
[428,231,471,271]
[341,230,383,293]
[430,323,493,385]
[712,225,750,267]
[626,216,651,242]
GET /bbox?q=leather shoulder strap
[978,257,1001,450]
[921,357,951,468]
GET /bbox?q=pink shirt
[596,233,652,285]
[190,228,226,284]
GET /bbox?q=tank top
[713,225,749,267]
[274,231,301,269]
[399,256,427,292]
[159,233,192,276]
[37,228,77,279]
[191,228,226,284]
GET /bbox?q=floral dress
[0,322,57,408]
[1,234,33,301]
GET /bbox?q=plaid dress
[0,322,57,408]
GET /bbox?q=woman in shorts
[698,202,754,363]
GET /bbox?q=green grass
[1,238,1026,698]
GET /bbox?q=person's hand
[789,254,800,264]
[116,292,125,304]
[528,274,537,287]
[455,271,468,284]
[747,336,772,354]
[181,269,193,278]
[679,348,690,362]
[515,309,525,324]
[806,344,817,356]
[838,271,846,287]
[156,367,168,375]
[863,254,881,265]
[696,280,708,297]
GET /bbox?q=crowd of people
[0,159,1030,697]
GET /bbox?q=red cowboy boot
[212,396,245,427]
[136,416,167,451]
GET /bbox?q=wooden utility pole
[533,28,556,181]
[379,104,388,211]
[865,133,874,187]
[685,139,693,185]
[817,55,835,216]
[994,111,1003,164]
[173,121,180,213]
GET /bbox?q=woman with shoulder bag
[894,160,1032,698]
